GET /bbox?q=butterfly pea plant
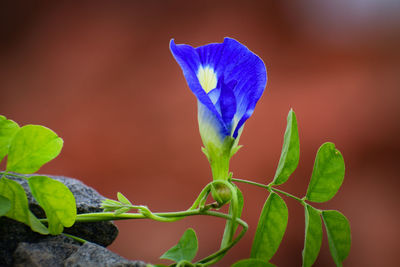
[0,38,351,267]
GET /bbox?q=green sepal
[251,192,288,261]
[302,205,323,267]
[272,109,300,185]
[203,136,235,181]
[6,125,63,174]
[322,210,351,267]
[201,147,209,158]
[306,142,345,202]
[0,115,20,163]
[230,144,243,157]
[28,175,76,235]
[160,228,198,263]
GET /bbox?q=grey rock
[13,235,80,267]
[0,174,119,266]
[0,217,43,266]
[64,242,147,267]
[12,236,147,267]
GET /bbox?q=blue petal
[171,38,267,140]
[170,40,228,136]
[218,77,237,132]
[197,38,267,138]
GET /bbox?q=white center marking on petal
[197,65,217,93]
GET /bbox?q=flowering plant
[0,38,351,267]
[170,38,266,182]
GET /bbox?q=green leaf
[221,186,244,248]
[0,177,48,234]
[117,192,132,205]
[28,176,76,235]
[6,125,63,174]
[28,211,50,235]
[0,115,20,163]
[0,177,30,224]
[306,142,345,202]
[322,210,351,267]
[232,258,276,267]
[251,192,288,261]
[161,228,198,262]
[302,205,322,267]
[272,109,300,185]
[0,195,11,216]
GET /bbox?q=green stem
[270,187,304,204]
[48,209,247,267]
[195,211,248,265]
[134,206,181,222]
[231,178,269,189]
[62,233,87,243]
[198,224,247,265]
[188,183,212,210]
[62,209,244,224]
[41,210,196,223]
[232,177,305,204]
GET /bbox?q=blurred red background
[1,1,399,266]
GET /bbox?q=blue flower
[170,37,267,180]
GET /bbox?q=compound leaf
[302,205,322,267]
[6,125,63,174]
[322,210,351,267]
[251,192,288,261]
[28,175,76,235]
[161,228,198,262]
[272,109,300,185]
[306,142,345,202]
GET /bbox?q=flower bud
[211,181,232,205]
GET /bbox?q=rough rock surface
[13,235,80,267]
[0,217,43,266]
[13,235,147,267]
[0,174,144,267]
[64,242,146,267]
